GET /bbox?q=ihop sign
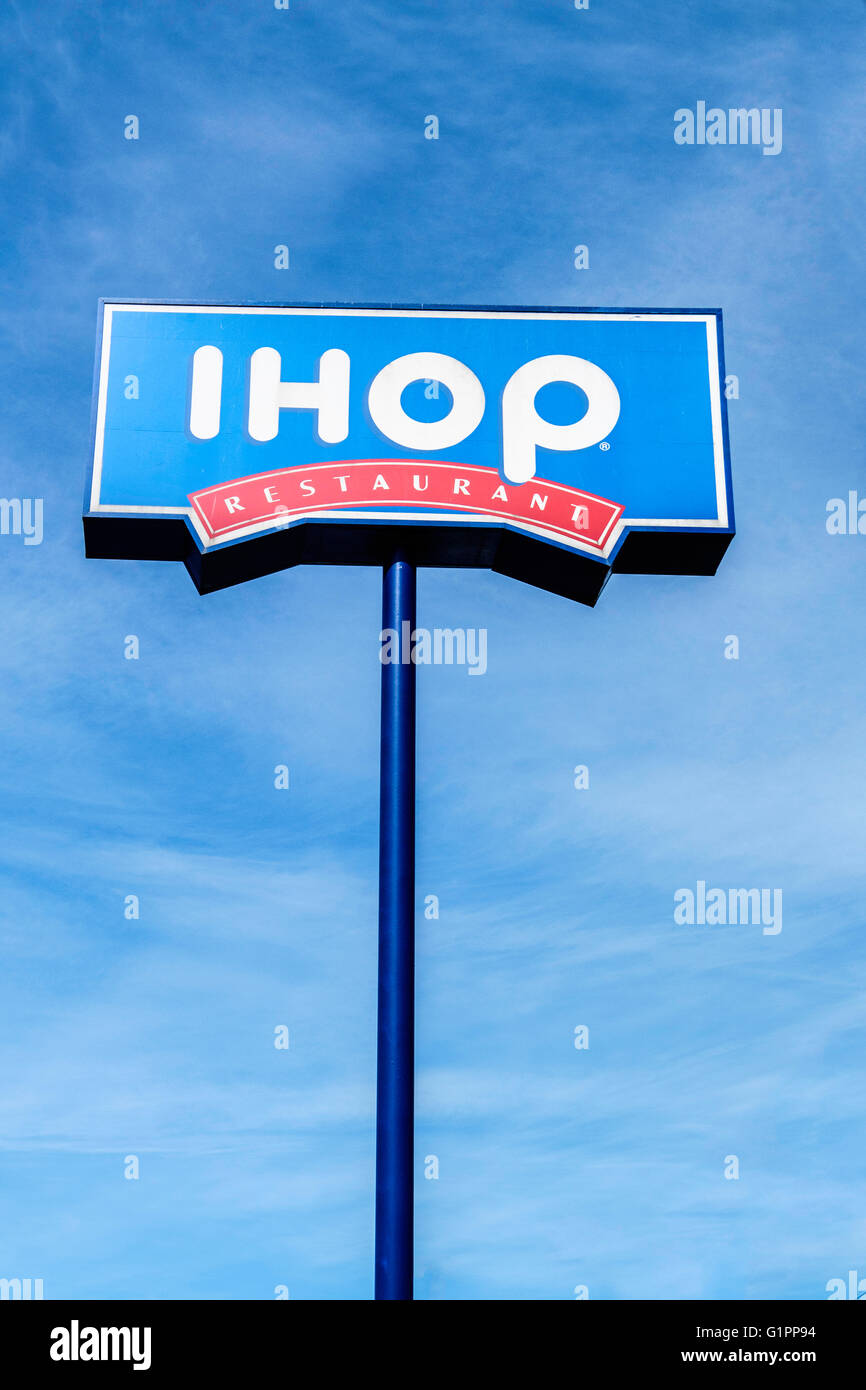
[84,303,734,602]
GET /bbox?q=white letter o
[367,352,485,451]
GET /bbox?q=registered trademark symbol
[599,442,610,451]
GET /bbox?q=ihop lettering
[187,345,621,485]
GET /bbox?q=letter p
[501,355,620,484]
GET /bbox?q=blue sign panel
[84,302,734,603]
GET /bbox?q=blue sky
[0,0,864,1300]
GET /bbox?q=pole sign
[83,299,735,1300]
[85,302,734,603]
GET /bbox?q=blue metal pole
[375,547,416,1300]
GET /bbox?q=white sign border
[89,303,730,562]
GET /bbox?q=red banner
[189,460,623,550]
